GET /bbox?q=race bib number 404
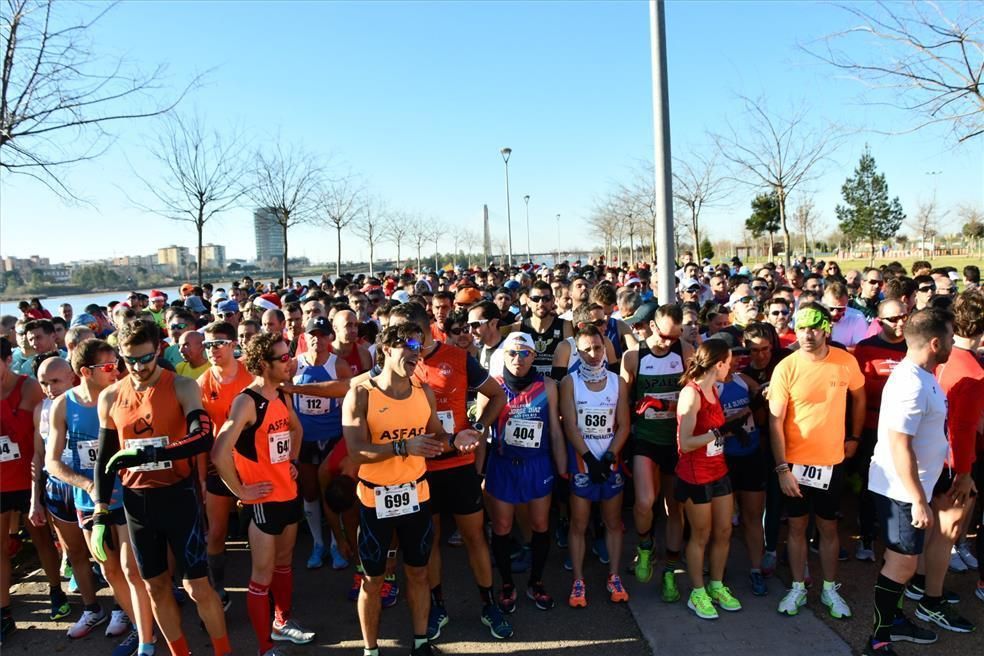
[0,435,21,462]
[124,437,171,472]
[374,482,420,519]
[792,464,833,490]
[504,418,544,449]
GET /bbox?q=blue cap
[70,313,97,328]
[216,299,239,314]
[503,280,520,291]
[184,296,207,313]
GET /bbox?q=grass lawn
[744,254,981,273]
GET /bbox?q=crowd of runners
[0,254,982,656]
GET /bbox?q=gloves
[90,511,115,562]
[582,452,610,484]
[105,445,158,474]
[601,450,617,470]
[721,416,751,447]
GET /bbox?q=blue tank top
[65,389,123,511]
[605,317,623,359]
[292,353,343,442]
[717,376,760,457]
[491,375,551,460]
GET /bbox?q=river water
[0,285,239,318]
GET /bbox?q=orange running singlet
[233,389,297,504]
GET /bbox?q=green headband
[795,307,831,334]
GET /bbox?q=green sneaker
[661,569,680,603]
[634,547,654,583]
[687,588,718,620]
[708,584,742,612]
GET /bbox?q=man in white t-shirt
[862,307,954,656]
[824,282,868,348]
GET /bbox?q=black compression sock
[530,531,550,583]
[478,585,493,606]
[872,574,904,642]
[910,573,926,589]
[430,584,444,606]
[491,533,514,587]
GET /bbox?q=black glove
[722,416,751,447]
[601,450,617,471]
[582,452,610,484]
[105,445,158,474]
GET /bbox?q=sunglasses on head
[506,349,532,358]
[265,352,291,363]
[529,295,553,303]
[203,339,232,350]
[169,323,188,330]
[85,363,117,373]
[123,352,156,366]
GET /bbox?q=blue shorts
[567,444,625,502]
[485,453,554,505]
[44,476,76,523]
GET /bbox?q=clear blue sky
[2,0,981,266]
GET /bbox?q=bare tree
[430,220,447,272]
[588,201,618,264]
[463,230,480,268]
[384,211,411,270]
[408,217,435,272]
[807,1,984,144]
[128,113,246,285]
[319,174,365,277]
[352,195,386,278]
[243,141,323,283]
[908,197,947,256]
[1,0,195,198]
[957,203,984,256]
[712,95,840,267]
[672,152,730,258]
[791,196,818,258]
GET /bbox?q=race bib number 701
[792,463,833,490]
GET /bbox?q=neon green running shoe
[687,588,718,620]
[634,547,654,583]
[709,584,742,612]
[661,569,680,603]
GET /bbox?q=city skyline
[1,1,981,266]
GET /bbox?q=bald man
[176,331,209,379]
[330,310,372,374]
[262,309,286,336]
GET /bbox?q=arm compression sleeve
[158,409,214,460]
[94,427,121,505]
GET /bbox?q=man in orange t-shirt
[769,302,865,620]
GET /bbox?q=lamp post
[523,194,531,264]
[500,147,514,268]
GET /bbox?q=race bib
[792,463,833,490]
[268,430,291,464]
[299,395,329,416]
[124,437,171,472]
[579,407,613,438]
[437,410,455,435]
[504,418,543,449]
[76,440,99,471]
[0,436,21,462]
[374,481,420,519]
[533,364,552,376]
[706,433,725,457]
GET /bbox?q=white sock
[303,499,324,546]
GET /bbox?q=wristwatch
[472,422,485,434]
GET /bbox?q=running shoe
[348,571,364,602]
[60,555,72,579]
[956,542,979,570]
[329,541,349,570]
[889,613,938,644]
[856,540,876,563]
[480,602,513,639]
[447,528,464,547]
[271,618,316,644]
[527,582,554,610]
[949,547,969,572]
[821,583,852,619]
[498,583,517,614]
[409,642,435,656]
[112,629,140,656]
[554,518,569,548]
[67,607,108,638]
[904,582,960,604]
[426,603,448,641]
[106,608,130,637]
[380,574,399,609]
[607,574,629,603]
[661,569,680,603]
[709,584,741,611]
[838,547,850,562]
[260,648,290,656]
[862,640,898,656]
[50,593,72,621]
[633,546,654,583]
[568,578,587,608]
[749,571,768,596]
[915,601,975,633]
[761,550,777,577]
[592,537,610,564]
[778,586,808,616]
[687,588,718,620]
[306,542,327,570]
[976,581,984,603]
[68,573,79,593]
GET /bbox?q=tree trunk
[368,237,375,278]
[777,187,791,268]
[650,217,657,261]
[196,210,204,287]
[690,208,700,262]
[768,232,775,260]
[416,245,421,273]
[335,226,342,277]
[281,219,289,284]
[396,242,402,270]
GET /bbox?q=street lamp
[523,194,531,264]
[500,147,514,268]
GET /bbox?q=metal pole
[649,0,675,303]
[501,148,514,268]
[523,195,531,264]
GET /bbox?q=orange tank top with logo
[232,389,297,504]
[412,342,473,471]
[110,369,192,489]
[200,364,255,433]
[356,380,431,508]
